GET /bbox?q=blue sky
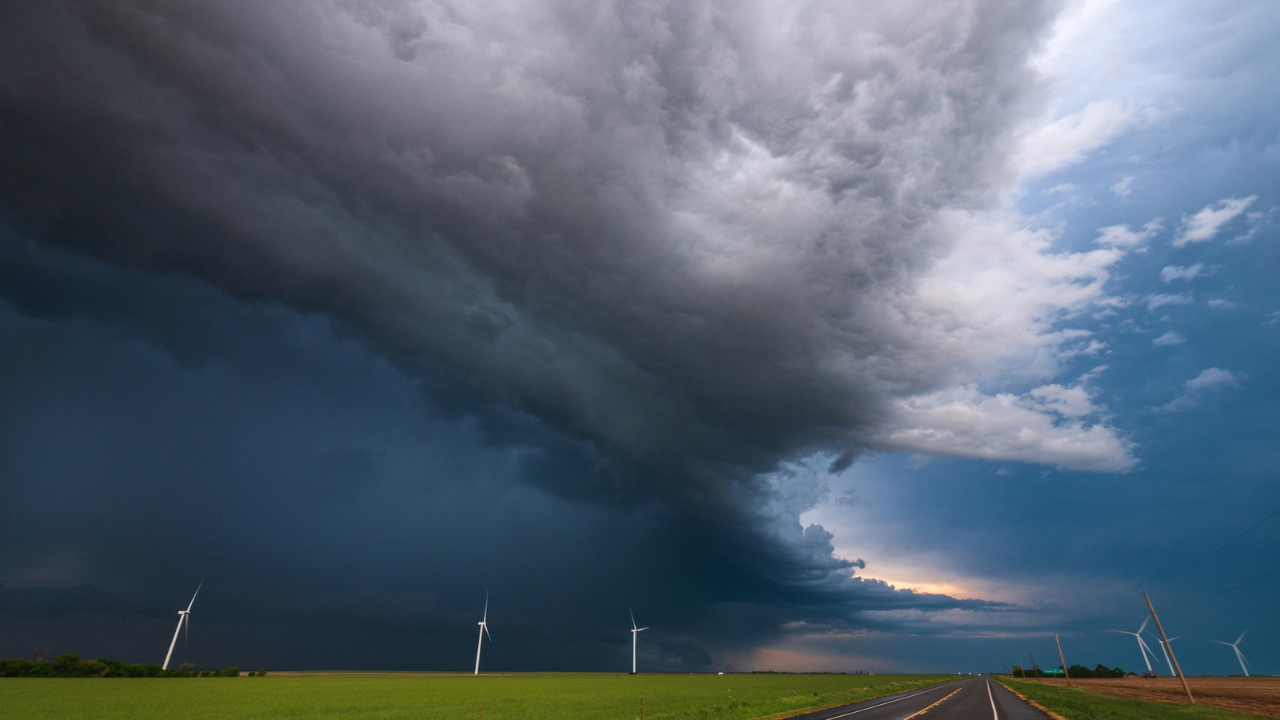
[797,0,1280,675]
[0,0,1277,675]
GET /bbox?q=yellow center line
[901,685,964,720]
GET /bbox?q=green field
[0,672,953,720]
[998,678,1268,720]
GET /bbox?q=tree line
[1011,663,1127,678]
[0,654,267,678]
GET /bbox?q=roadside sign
[1042,669,1064,675]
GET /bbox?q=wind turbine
[1111,618,1162,676]
[1211,632,1250,677]
[162,579,203,670]
[1152,634,1181,677]
[629,608,649,675]
[474,593,491,675]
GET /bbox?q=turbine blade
[1138,618,1149,634]
[1211,641,1231,646]
[637,627,649,632]
[187,579,204,612]
[630,608,637,631]
[483,592,489,623]
[1236,631,1247,645]
[484,623,492,641]
[184,614,190,647]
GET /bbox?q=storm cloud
[0,0,1096,669]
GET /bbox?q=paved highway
[788,676,1052,720]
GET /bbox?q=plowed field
[1028,677,1280,719]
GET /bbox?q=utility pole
[1144,592,1194,704]
[1030,652,1039,678]
[1054,633,1072,687]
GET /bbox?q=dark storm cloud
[1,0,1059,667]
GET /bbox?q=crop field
[0,672,953,720]
[1019,677,1280,719]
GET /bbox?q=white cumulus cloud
[1159,368,1246,412]
[1095,220,1161,248]
[1152,330,1185,346]
[1017,99,1146,178]
[1146,293,1193,311]
[1160,263,1209,283]
[883,384,1136,472]
[1174,196,1258,246]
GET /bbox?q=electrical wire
[1144,506,1280,593]
[1159,566,1280,614]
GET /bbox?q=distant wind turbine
[1152,634,1181,677]
[474,593,491,675]
[629,608,649,675]
[1111,618,1162,676]
[162,579,203,670]
[1211,632,1250,677]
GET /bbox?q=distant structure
[629,608,649,675]
[1153,634,1181,677]
[1112,618,1161,676]
[163,580,203,670]
[1211,632,1250,677]
[474,593,492,675]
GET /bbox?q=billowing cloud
[1174,196,1258,246]
[1152,330,1186,346]
[883,383,1136,472]
[0,0,1154,666]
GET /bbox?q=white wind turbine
[1212,632,1250,676]
[162,579,203,670]
[1111,618,1162,676]
[629,608,649,675]
[474,593,492,675]
[1152,633,1181,677]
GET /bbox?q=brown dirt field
[1030,677,1280,719]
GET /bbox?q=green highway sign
[1042,669,1064,675]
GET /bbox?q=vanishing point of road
[789,676,1051,720]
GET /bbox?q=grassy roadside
[0,673,955,720]
[999,678,1268,720]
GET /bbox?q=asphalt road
[788,676,1052,720]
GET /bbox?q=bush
[255,669,268,677]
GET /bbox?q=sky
[1,0,1277,676]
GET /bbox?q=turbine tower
[629,608,649,675]
[1111,618,1161,676]
[1211,632,1250,677]
[162,579,203,670]
[1152,634,1181,676]
[474,593,491,675]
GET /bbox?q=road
[789,676,1052,720]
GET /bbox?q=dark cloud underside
[0,0,1055,668]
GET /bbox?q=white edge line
[986,675,999,720]
[824,679,968,720]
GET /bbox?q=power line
[1160,566,1280,614]
[1144,505,1280,593]
[1089,501,1280,644]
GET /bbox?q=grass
[0,672,955,720]
[999,678,1269,720]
